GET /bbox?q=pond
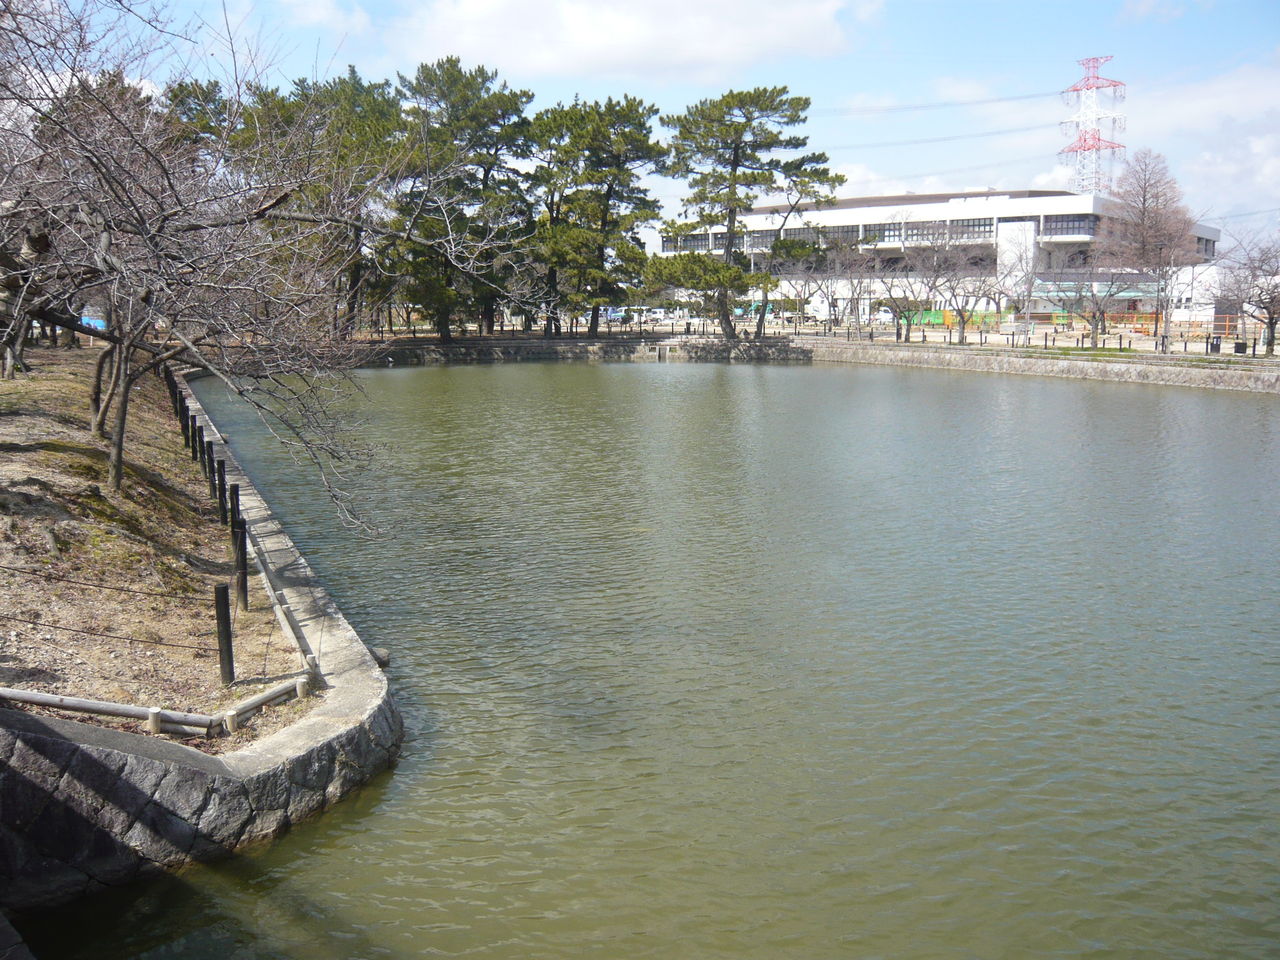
[21,362,1280,958]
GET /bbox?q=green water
[20,362,1280,958]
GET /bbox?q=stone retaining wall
[379,336,1279,393]
[380,336,811,366]
[797,338,1280,393]
[0,373,404,914]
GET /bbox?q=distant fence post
[189,416,199,460]
[215,584,235,685]
[205,440,216,497]
[217,461,228,525]
[233,519,249,611]
[179,401,190,447]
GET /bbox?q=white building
[660,189,1223,330]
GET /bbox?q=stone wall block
[121,800,198,864]
[285,782,325,823]
[151,768,213,825]
[94,754,167,837]
[195,782,253,849]
[57,746,128,822]
[286,743,335,793]
[0,823,33,888]
[367,703,399,753]
[241,807,289,842]
[26,794,104,865]
[9,738,76,795]
[0,766,53,834]
[324,754,365,806]
[73,820,142,883]
[242,770,291,815]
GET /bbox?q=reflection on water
[21,363,1280,959]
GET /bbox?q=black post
[229,483,241,525]
[233,519,249,611]
[215,584,234,685]
[180,404,190,448]
[189,416,199,460]
[196,426,207,473]
[217,461,228,525]
[205,441,216,498]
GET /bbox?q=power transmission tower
[1061,56,1126,195]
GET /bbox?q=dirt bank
[0,346,312,752]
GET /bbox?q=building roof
[750,189,1079,217]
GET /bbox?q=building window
[1196,237,1216,259]
[1043,214,1099,236]
[662,235,679,253]
[711,233,744,251]
[783,227,819,243]
[747,230,775,251]
[949,218,994,239]
[864,222,901,242]
[821,224,861,244]
[904,220,944,242]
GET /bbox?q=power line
[830,123,1059,151]
[0,611,212,651]
[837,153,1061,188]
[0,561,207,602]
[814,90,1060,116]
[1208,206,1280,222]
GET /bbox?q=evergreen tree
[662,87,839,339]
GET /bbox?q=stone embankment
[379,335,813,366]
[795,337,1280,393]
[381,334,1280,393]
[0,372,404,914]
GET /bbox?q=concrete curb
[0,371,404,914]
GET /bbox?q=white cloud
[1123,52,1280,218]
[277,0,371,35]
[1121,0,1185,20]
[1031,163,1074,190]
[386,0,849,81]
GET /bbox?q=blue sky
[177,0,1279,235]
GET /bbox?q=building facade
[660,189,1223,330]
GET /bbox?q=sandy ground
[0,345,316,753]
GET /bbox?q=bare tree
[0,0,504,523]
[1111,148,1197,352]
[906,222,999,346]
[1039,229,1133,348]
[1217,232,1280,357]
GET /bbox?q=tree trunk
[480,296,497,336]
[2,319,30,379]
[1265,319,1276,357]
[107,354,133,491]
[434,304,452,343]
[588,304,601,338]
[90,343,116,422]
[754,289,770,340]
[93,344,124,437]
